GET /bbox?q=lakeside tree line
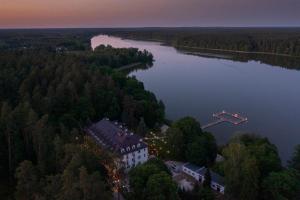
[109,27,300,57]
[0,34,163,199]
[177,46,300,70]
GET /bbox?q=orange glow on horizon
[0,0,299,28]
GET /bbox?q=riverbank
[175,45,300,58]
[180,51,233,59]
[116,62,143,71]
[110,35,300,59]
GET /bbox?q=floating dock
[202,110,248,130]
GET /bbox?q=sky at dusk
[0,0,299,28]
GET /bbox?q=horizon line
[1,25,300,30]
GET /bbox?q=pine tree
[15,160,40,200]
[289,145,300,172]
[79,167,111,200]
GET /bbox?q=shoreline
[112,35,300,59]
[116,62,143,71]
[176,45,300,58]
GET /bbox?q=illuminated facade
[85,118,148,169]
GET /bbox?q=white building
[182,163,202,180]
[85,118,148,170]
[182,163,225,194]
[165,161,185,174]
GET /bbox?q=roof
[215,154,225,162]
[197,167,225,186]
[165,161,185,167]
[160,124,169,134]
[85,118,147,155]
[183,163,203,172]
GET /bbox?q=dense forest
[0,29,96,51]
[0,30,163,199]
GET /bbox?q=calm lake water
[91,35,300,163]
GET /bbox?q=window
[127,147,130,151]
[132,145,135,149]
[138,150,141,153]
[137,143,141,148]
[121,148,125,153]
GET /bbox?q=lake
[91,35,300,163]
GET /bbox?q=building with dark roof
[182,163,225,194]
[85,118,149,169]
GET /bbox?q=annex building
[182,163,225,194]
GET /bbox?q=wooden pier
[202,110,248,130]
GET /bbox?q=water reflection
[176,47,300,70]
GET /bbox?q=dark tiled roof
[85,119,147,155]
[197,167,225,186]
